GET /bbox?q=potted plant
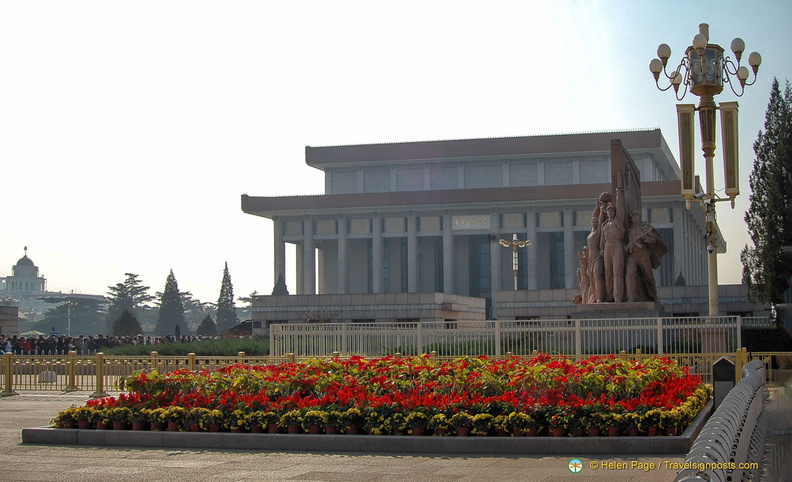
[640,408,662,436]
[505,411,536,436]
[448,412,474,437]
[164,406,189,431]
[471,413,494,436]
[300,410,328,434]
[279,409,303,434]
[187,407,211,432]
[225,408,249,432]
[340,408,365,434]
[246,410,280,433]
[200,409,226,432]
[74,406,98,429]
[659,408,682,436]
[51,406,80,429]
[107,406,133,430]
[404,411,429,436]
[324,410,344,434]
[427,413,450,436]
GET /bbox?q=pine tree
[216,262,238,333]
[112,309,144,336]
[741,78,792,305]
[196,314,219,336]
[155,270,186,336]
[105,273,154,332]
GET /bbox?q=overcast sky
[2,1,791,305]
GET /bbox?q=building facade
[243,129,762,324]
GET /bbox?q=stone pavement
[1,391,690,481]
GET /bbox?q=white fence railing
[270,316,769,357]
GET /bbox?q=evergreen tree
[216,262,238,333]
[741,78,792,305]
[112,309,144,336]
[196,314,219,336]
[155,270,186,336]
[105,273,154,332]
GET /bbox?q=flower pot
[208,423,223,433]
[456,427,470,437]
[587,428,600,437]
[525,427,537,437]
[647,426,659,436]
[59,421,76,429]
[150,422,165,431]
[309,425,322,435]
[325,426,338,435]
[574,428,585,437]
[607,426,620,437]
[132,421,148,431]
[166,422,180,432]
[411,426,424,436]
[665,427,678,436]
[96,421,111,430]
[112,422,128,431]
[550,427,564,437]
[345,424,359,435]
[78,420,92,430]
[189,423,202,432]
[268,423,280,434]
[627,427,639,437]
[250,424,264,434]
[435,428,447,437]
[495,428,508,437]
[287,425,300,434]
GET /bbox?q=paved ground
[1,388,787,482]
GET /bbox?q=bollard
[286,353,295,364]
[712,356,735,410]
[238,351,246,364]
[151,351,159,373]
[1,352,18,397]
[188,353,196,372]
[90,352,109,399]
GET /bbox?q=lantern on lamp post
[649,23,761,316]
[499,234,531,291]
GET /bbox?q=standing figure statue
[587,216,605,303]
[625,210,668,302]
[574,246,591,305]
[600,189,626,302]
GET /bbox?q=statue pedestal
[575,302,667,319]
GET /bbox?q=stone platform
[576,302,668,319]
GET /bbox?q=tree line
[33,263,255,337]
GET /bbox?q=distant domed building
[1,247,47,297]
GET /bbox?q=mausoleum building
[242,129,762,325]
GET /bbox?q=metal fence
[675,360,768,481]
[270,316,761,358]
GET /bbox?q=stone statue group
[574,188,668,305]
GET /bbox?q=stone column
[372,215,383,293]
[338,216,348,294]
[490,210,501,319]
[564,209,575,289]
[443,212,454,294]
[303,217,315,294]
[407,213,418,292]
[273,217,286,288]
[526,209,537,289]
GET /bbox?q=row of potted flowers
[51,354,711,437]
[53,402,698,437]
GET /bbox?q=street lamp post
[649,23,761,316]
[499,234,531,291]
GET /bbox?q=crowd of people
[0,334,208,356]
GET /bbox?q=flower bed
[52,354,711,437]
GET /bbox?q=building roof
[15,255,35,268]
[241,181,681,218]
[305,129,668,169]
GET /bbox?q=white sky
[2,1,791,305]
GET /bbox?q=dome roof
[16,255,35,267]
